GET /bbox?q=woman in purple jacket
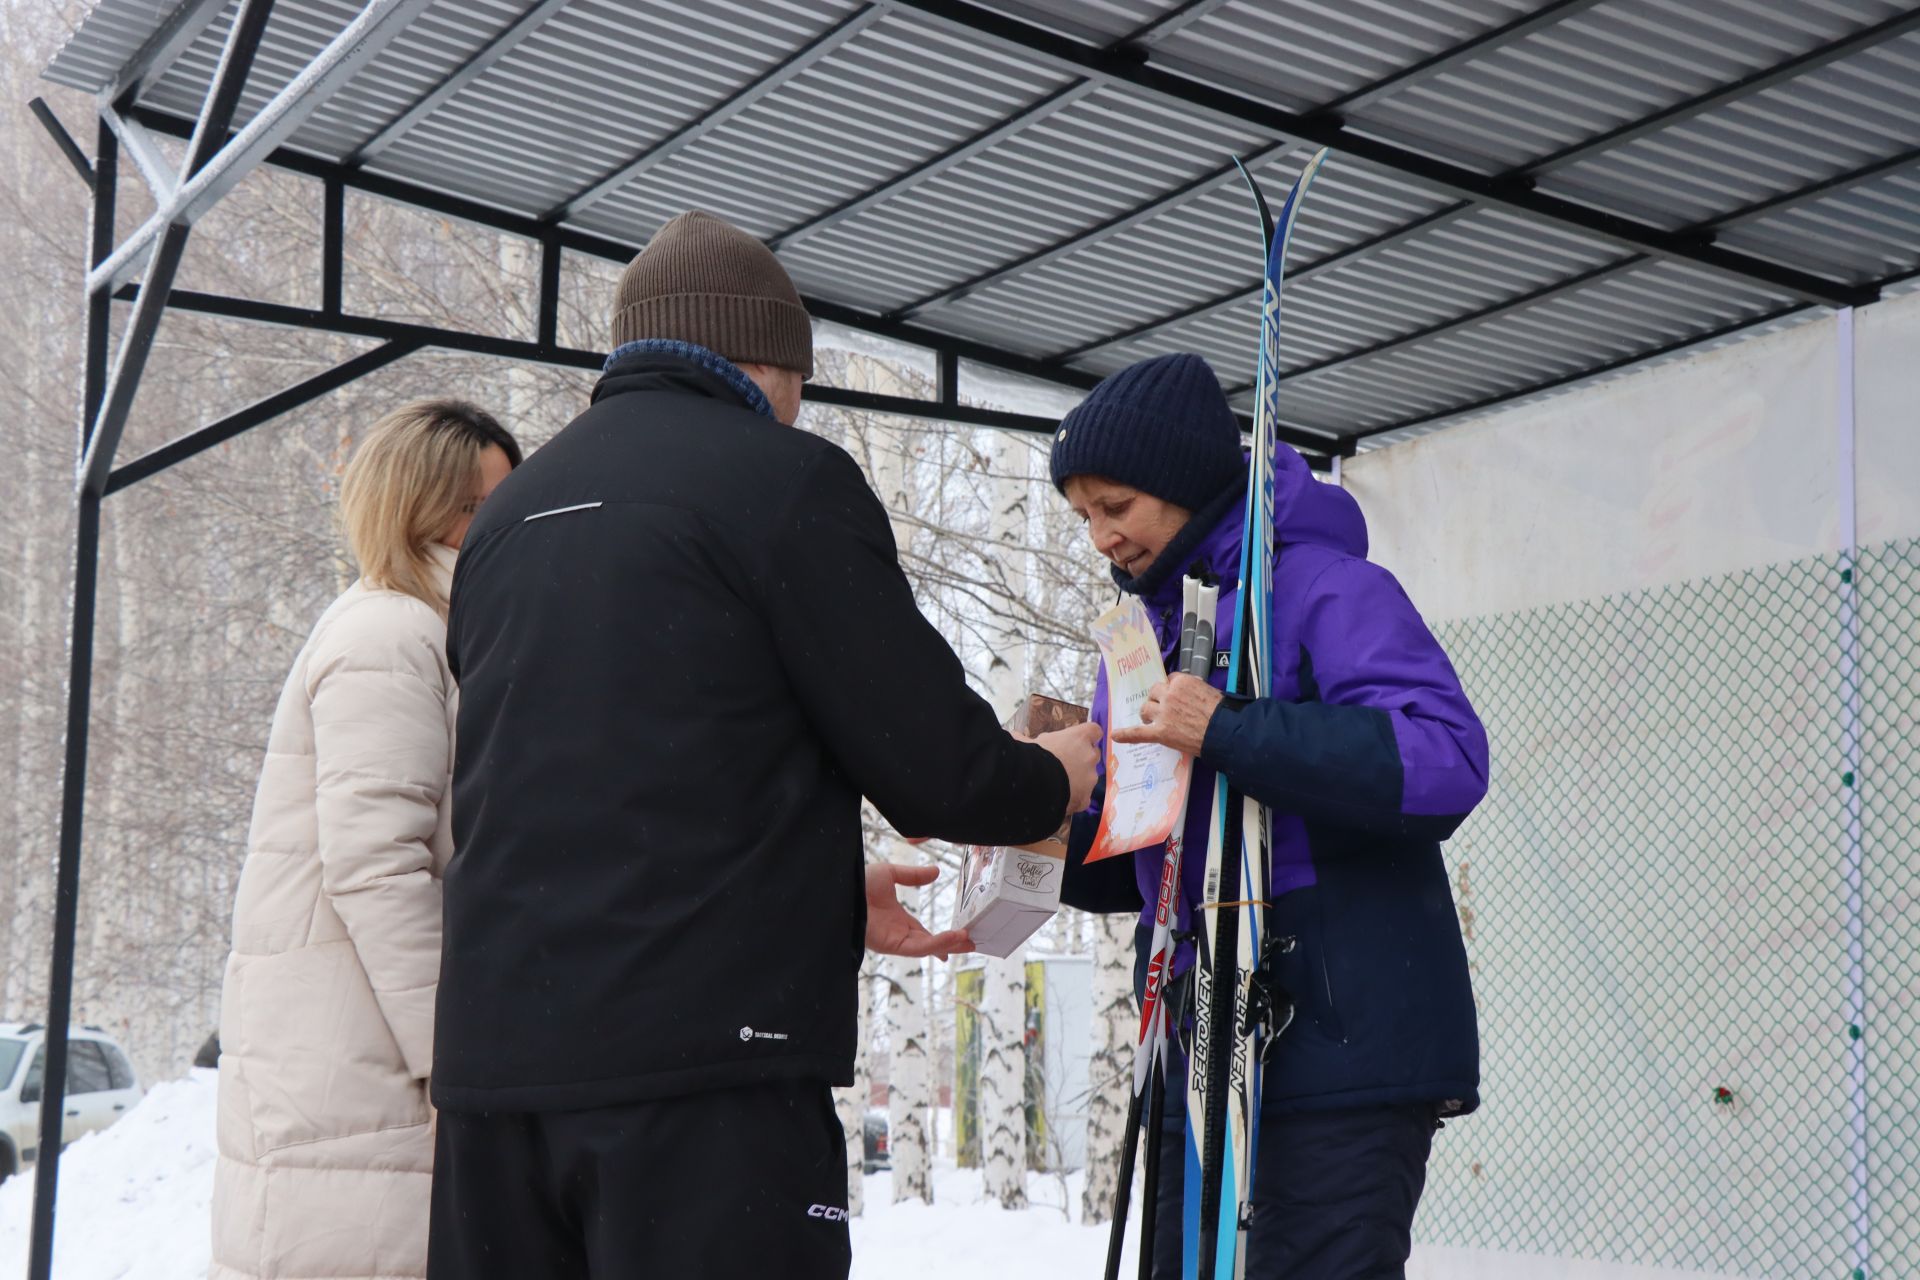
[1053,353,1490,1280]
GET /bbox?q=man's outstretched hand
[866,862,973,960]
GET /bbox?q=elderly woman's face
[1062,475,1192,578]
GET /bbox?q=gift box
[952,696,1087,958]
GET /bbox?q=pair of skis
[1104,146,1329,1280]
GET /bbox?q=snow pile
[0,1076,1749,1280]
[0,1071,218,1278]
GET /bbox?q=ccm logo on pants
[807,1205,849,1222]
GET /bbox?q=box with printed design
[952,695,1087,958]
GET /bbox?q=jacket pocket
[1269,886,1344,1044]
[233,942,427,1153]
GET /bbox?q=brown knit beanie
[610,211,814,378]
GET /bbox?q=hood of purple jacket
[1117,444,1367,610]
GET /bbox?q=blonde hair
[339,399,520,615]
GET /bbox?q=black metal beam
[1340,302,1815,445]
[125,104,1117,407]
[889,140,1300,321]
[1523,8,1920,178]
[348,0,573,166]
[886,0,1875,309]
[80,126,117,457]
[766,80,1102,252]
[180,0,278,182]
[107,118,1342,457]
[28,99,94,189]
[109,286,1131,443]
[27,115,115,1280]
[1312,0,1608,120]
[119,285,601,370]
[548,4,888,221]
[1049,203,1478,363]
[806,383,1066,436]
[79,0,278,499]
[104,340,423,495]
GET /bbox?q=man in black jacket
[428,211,1100,1279]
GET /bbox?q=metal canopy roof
[44,0,1920,455]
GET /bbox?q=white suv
[0,1023,143,1180]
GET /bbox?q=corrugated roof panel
[1540,31,1920,233]
[37,0,1920,451]
[44,0,180,92]
[918,156,1457,359]
[1348,0,1906,174]
[1150,0,1544,115]
[1039,206,1628,384]
[1722,168,1920,281]
[571,6,1073,243]
[775,90,1270,313]
[140,2,359,147]
[365,0,866,217]
[1274,258,1792,432]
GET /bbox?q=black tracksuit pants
[1147,1101,1441,1280]
[427,1080,851,1279]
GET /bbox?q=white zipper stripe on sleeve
[523,501,603,523]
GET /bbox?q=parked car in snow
[0,1022,143,1180]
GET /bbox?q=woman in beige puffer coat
[211,400,518,1280]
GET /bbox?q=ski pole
[1104,573,1201,1278]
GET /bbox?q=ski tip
[1232,154,1276,250]
[1298,146,1332,191]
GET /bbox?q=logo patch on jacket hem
[738,1025,790,1043]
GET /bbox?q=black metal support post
[538,235,562,351]
[322,177,344,315]
[27,117,116,1280]
[27,495,101,1280]
[937,349,959,411]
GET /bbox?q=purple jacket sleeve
[1200,557,1489,840]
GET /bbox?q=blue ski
[1185,146,1329,1280]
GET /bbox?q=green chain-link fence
[1417,535,1917,1280]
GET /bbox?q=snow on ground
[853,1163,1129,1279]
[0,1071,218,1279]
[0,1074,1750,1280]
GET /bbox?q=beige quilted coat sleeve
[305,594,450,1080]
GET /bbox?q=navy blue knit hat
[1049,353,1245,512]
